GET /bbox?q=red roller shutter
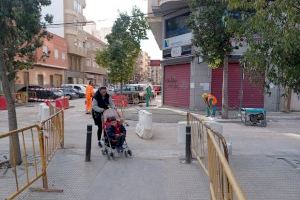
[211,62,264,109]
[211,67,223,108]
[242,72,264,107]
[228,63,242,109]
[163,63,190,108]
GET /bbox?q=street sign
[171,46,182,57]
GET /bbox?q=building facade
[148,0,266,110]
[39,0,88,84]
[84,32,107,86]
[132,52,151,83]
[15,34,68,90]
[84,23,112,43]
[63,0,88,84]
[148,1,209,109]
[149,60,162,85]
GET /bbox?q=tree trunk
[284,88,292,112]
[120,81,123,94]
[222,56,229,119]
[0,58,22,165]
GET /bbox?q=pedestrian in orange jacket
[86,81,94,114]
[202,93,217,117]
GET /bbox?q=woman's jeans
[206,105,216,117]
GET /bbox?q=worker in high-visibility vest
[85,81,94,114]
[202,93,217,117]
[145,85,152,108]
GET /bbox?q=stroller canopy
[103,109,121,122]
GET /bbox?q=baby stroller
[100,109,132,159]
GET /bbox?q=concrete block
[136,110,153,139]
[38,103,50,122]
[177,121,187,144]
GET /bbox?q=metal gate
[163,63,190,108]
[211,62,264,110]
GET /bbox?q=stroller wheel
[101,149,106,155]
[127,150,132,157]
[106,150,111,160]
[110,152,115,159]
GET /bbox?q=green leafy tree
[0,0,53,164]
[189,0,233,118]
[228,0,300,111]
[96,7,149,90]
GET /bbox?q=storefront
[163,63,190,108]
[211,62,264,109]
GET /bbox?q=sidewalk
[2,98,300,199]
[2,99,209,200]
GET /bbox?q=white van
[61,84,86,98]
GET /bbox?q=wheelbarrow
[240,108,267,127]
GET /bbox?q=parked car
[18,85,43,92]
[18,86,62,100]
[59,88,79,100]
[113,84,154,104]
[61,84,86,98]
[153,85,162,95]
[62,85,85,98]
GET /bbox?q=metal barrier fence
[0,110,64,200]
[188,113,246,200]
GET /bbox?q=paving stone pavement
[1,99,210,200]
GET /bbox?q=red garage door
[163,63,190,108]
[211,62,264,109]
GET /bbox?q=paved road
[218,117,300,200]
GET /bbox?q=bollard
[185,125,192,164]
[85,125,93,162]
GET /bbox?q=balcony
[151,0,188,16]
[84,66,107,75]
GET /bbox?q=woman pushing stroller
[92,87,115,147]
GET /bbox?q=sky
[83,0,162,60]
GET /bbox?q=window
[62,52,66,60]
[73,0,82,13]
[73,0,77,11]
[78,41,83,48]
[23,72,29,86]
[50,75,54,87]
[37,74,44,86]
[42,45,48,55]
[86,59,91,66]
[165,12,191,38]
[54,49,59,60]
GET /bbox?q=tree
[188,0,233,118]
[0,0,52,165]
[96,7,149,90]
[228,0,300,112]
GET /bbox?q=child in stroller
[101,109,132,159]
[106,116,126,151]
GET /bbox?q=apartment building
[84,32,107,86]
[63,0,88,84]
[133,52,151,83]
[150,60,162,85]
[15,34,68,89]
